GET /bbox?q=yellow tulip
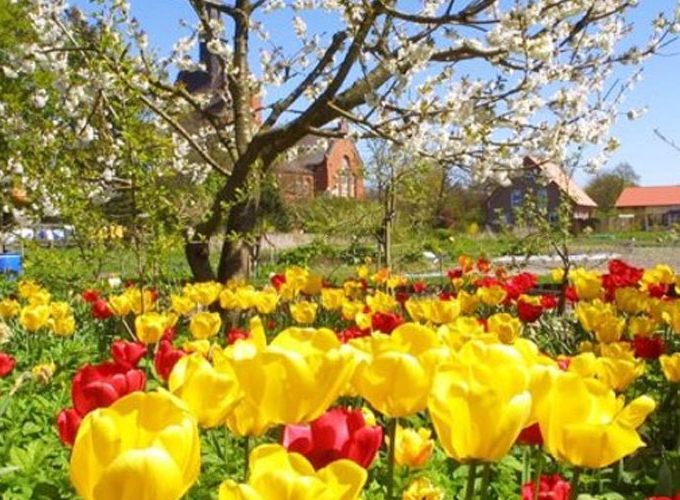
[532,369,655,468]
[615,288,648,315]
[171,294,195,316]
[457,291,480,315]
[27,289,51,305]
[32,362,56,384]
[218,444,366,500]
[230,327,357,424]
[302,274,323,295]
[19,304,51,331]
[428,341,531,463]
[628,316,658,337]
[425,299,461,325]
[321,288,345,311]
[109,295,133,316]
[183,282,222,306]
[660,353,680,382]
[395,426,434,468]
[0,298,20,318]
[289,301,318,325]
[570,268,603,301]
[182,339,212,355]
[70,391,201,500]
[642,264,674,288]
[50,315,76,336]
[595,356,645,392]
[189,311,222,340]
[439,317,485,351]
[135,312,170,344]
[353,323,444,417]
[169,353,242,428]
[125,288,156,315]
[476,285,507,306]
[576,301,624,343]
[18,280,43,299]
[49,301,71,319]
[253,289,279,314]
[403,478,445,500]
[487,313,522,344]
[664,304,680,334]
[366,290,398,314]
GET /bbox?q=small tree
[585,162,640,211]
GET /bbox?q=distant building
[615,185,680,229]
[275,122,365,201]
[176,4,364,202]
[486,156,597,230]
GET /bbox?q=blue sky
[75,0,680,186]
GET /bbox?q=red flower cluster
[371,312,404,334]
[632,335,666,360]
[0,352,16,377]
[226,327,250,345]
[154,340,185,381]
[337,325,370,343]
[504,272,538,302]
[602,259,644,300]
[91,299,113,320]
[283,407,382,470]
[270,273,286,291]
[521,474,571,500]
[516,422,543,446]
[56,341,147,446]
[517,300,543,323]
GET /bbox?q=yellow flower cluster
[0,280,76,336]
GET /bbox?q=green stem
[386,418,398,500]
[533,450,544,500]
[570,468,581,500]
[464,462,478,500]
[243,435,250,481]
[479,463,492,500]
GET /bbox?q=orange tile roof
[615,186,680,208]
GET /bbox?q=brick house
[176,7,364,202]
[615,186,680,229]
[275,122,365,201]
[486,156,597,229]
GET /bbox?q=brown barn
[486,156,597,229]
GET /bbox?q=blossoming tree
[2,0,678,280]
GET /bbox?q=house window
[510,188,523,208]
[335,157,353,197]
[537,187,548,208]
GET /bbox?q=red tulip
[91,299,113,320]
[81,289,100,303]
[283,407,383,470]
[647,494,680,500]
[632,335,666,360]
[411,282,427,294]
[270,273,286,290]
[371,311,404,334]
[227,328,250,345]
[337,325,370,343]
[0,352,16,377]
[521,474,571,500]
[517,300,543,323]
[71,361,146,416]
[154,340,185,381]
[110,340,148,369]
[161,326,176,343]
[540,294,558,309]
[56,408,82,446]
[516,423,543,446]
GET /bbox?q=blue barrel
[0,253,22,275]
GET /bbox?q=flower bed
[1,257,680,499]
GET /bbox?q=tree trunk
[216,197,259,282]
[185,239,215,282]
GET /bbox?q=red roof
[615,186,680,208]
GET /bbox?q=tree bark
[185,239,215,282]
[217,197,259,282]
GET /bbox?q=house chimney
[198,3,222,84]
